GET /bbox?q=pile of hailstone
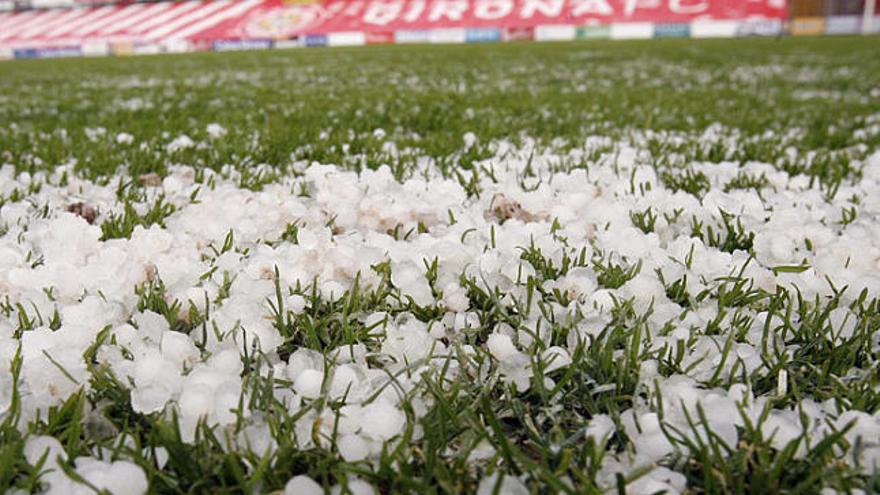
[1,133,879,494]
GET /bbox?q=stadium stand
[0,0,875,59]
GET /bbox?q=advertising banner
[13,45,80,58]
[109,40,133,55]
[610,21,654,38]
[534,24,576,40]
[213,38,272,50]
[465,26,501,41]
[504,25,534,39]
[394,28,432,42]
[736,17,782,35]
[273,38,302,48]
[576,24,610,38]
[653,22,689,36]
[365,30,394,43]
[303,33,328,45]
[429,27,467,43]
[791,16,824,35]
[823,15,860,34]
[327,30,366,45]
[80,39,109,55]
[690,18,737,36]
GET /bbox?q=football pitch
[1,37,879,494]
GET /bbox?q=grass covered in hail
[1,37,880,494]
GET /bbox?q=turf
[1,36,880,495]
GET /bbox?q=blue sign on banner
[213,39,272,51]
[654,23,690,38]
[304,34,328,47]
[14,46,82,59]
[465,28,502,43]
[13,49,38,59]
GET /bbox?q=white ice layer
[1,136,879,493]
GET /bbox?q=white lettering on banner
[474,0,514,19]
[364,1,405,25]
[324,1,347,16]
[343,0,365,17]
[521,0,565,19]
[324,0,347,25]
[570,0,614,16]
[403,0,426,21]
[428,0,469,22]
[624,0,661,16]
[668,0,708,14]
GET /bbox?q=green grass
[1,37,878,183]
[1,37,880,494]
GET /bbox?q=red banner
[201,0,787,39]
